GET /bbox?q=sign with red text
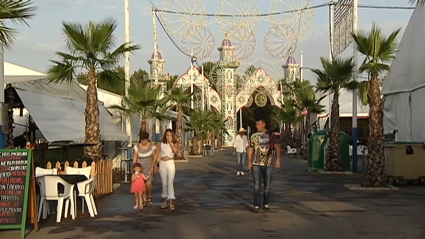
[0,149,32,239]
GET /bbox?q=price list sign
[0,149,32,239]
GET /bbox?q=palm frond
[104,42,141,67]
[0,25,16,48]
[48,18,139,85]
[314,57,354,94]
[411,0,425,6]
[0,0,36,48]
[97,69,124,92]
[62,21,87,53]
[0,1,36,22]
[47,60,76,84]
[91,18,116,52]
[357,81,370,106]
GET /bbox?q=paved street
[2,148,425,239]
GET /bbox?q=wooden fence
[46,159,113,198]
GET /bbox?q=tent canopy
[11,78,128,143]
[382,6,425,95]
[5,62,47,83]
[382,6,425,142]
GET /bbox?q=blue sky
[5,0,414,83]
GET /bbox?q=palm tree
[1,1,36,148]
[275,99,302,150]
[110,81,168,137]
[313,57,356,171]
[243,65,256,79]
[0,1,36,48]
[210,112,229,149]
[164,87,192,160]
[47,18,139,160]
[185,109,217,155]
[293,80,325,142]
[352,24,400,187]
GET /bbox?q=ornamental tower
[217,33,240,146]
[282,50,300,83]
[148,6,167,97]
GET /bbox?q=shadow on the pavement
[18,148,425,238]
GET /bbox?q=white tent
[382,5,425,142]
[4,62,47,83]
[10,79,128,143]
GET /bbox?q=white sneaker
[240,171,245,176]
[236,171,240,176]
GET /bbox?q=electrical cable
[154,10,191,58]
[152,3,414,18]
[358,5,415,10]
[155,3,329,17]
[151,0,414,59]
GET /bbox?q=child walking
[131,163,150,210]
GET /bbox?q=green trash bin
[308,129,350,172]
[308,129,328,171]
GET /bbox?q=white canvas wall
[384,88,425,142]
[382,5,425,142]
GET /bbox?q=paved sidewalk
[2,148,425,239]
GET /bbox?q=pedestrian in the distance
[248,118,281,212]
[233,127,248,176]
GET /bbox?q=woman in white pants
[157,129,177,211]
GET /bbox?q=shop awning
[12,79,128,143]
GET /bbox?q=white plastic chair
[37,175,75,223]
[35,167,57,219]
[203,144,213,155]
[35,167,58,177]
[65,166,92,178]
[77,174,98,217]
[286,145,297,156]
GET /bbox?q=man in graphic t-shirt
[248,118,281,212]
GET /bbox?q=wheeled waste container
[308,129,350,172]
[384,142,425,186]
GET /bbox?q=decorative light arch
[174,66,222,112]
[235,68,282,111]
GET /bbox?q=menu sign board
[0,149,32,239]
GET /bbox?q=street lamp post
[352,0,359,173]
[190,52,197,109]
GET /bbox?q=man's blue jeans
[236,152,246,171]
[252,165,273,207]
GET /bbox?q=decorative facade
[174,67,222,112]
[152,34,287,146]
[235,68,281,111]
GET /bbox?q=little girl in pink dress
[131,163,150,210]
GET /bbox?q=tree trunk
[84,70,102,161]
[190,135,199,155]
[305,112,311,142]
[325,91,343,171]
[293,124,301,148]
[139,119,147,138]
[175,104,185,160]
[362,77,386,187]
[286,123,293,146]
[282,123,292,151]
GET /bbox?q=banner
[334,0,354,56]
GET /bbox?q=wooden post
[29,154,38,231]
